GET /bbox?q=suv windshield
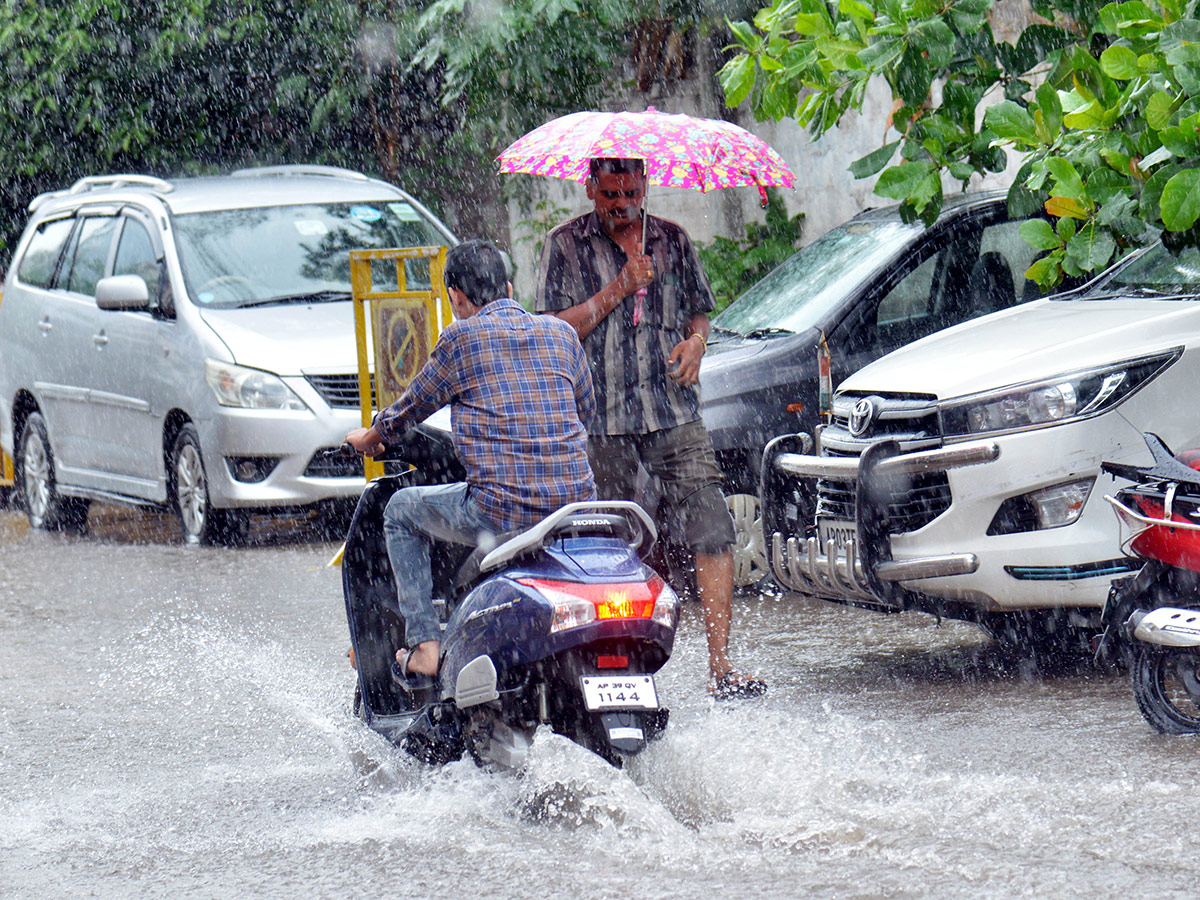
[712,218,920,336]
[1083,242,1200,298]
[173,201,447,309]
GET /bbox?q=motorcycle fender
[1134,607,1200,647]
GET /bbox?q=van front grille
[306,373,372,409]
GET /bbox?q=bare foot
[397,640,440,677]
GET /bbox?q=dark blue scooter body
[342,466,677,767]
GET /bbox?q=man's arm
[536,228,653,341]
[343,329,458,453]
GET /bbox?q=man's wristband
[689,332,707,352]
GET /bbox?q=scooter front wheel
[1132,644,1200,734]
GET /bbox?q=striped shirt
[372,297,596,531]
[535,211,715,435]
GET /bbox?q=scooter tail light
[518,575,672,634]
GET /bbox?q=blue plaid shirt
[373,297,596,531]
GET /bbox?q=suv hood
[841,297,1200,399]
[199,302,358,375]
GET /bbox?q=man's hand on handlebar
[343,426,386,458]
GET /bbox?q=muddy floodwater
[2,503,1198,899]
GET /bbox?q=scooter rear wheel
[1132,644,1200,734]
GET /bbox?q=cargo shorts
[588,419,734,555]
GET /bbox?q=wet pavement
[2,502,1198,899]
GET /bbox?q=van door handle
[93,331,109,347]
[38,317,52,334]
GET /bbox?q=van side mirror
[95,274,150,312]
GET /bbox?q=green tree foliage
[719,0,1199,288]
[696,188,805,312]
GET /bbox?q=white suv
[0,166,456,543]
[764,239,1198,646]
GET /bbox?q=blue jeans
[382,482,499,649]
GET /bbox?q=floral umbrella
[496,107,794,204]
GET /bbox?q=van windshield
[173,201,448,309]
[711,218,919,336]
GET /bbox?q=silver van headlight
[939,350,1180,437]
[204,360,307,411]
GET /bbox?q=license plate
[817,517,856,552]
[580,675,658,711]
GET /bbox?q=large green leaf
[849,139,901,178]
[985,100,1038,144]
[874,160,936,200]
[1020,218,1061,250]
[719,55,757,108]
[1064,223,1117,274]
[1100,44,1139,80]
[1161,168,1200,231]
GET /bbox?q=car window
[16,218,73,288]
[112,218,162,305]
[876,252,939,326]
[65,216,119,296]
[711,218,921,335]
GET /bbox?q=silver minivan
[0,165,456,543]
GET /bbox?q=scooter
[1097,433,1200,733]
[338,433,678,768]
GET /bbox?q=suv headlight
[939,350,1180,437]
[205,360,308,411]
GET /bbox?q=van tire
[17,412,89,533]
[170,424,247,545]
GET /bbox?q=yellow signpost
[348,246,451,481]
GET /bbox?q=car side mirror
[95,274,150,312]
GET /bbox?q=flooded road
[2,503,1197,899]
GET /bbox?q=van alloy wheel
[726,493,769,588]
[171,424,247,545]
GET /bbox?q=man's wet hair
[444,239,507,306]
[588,157,645,180]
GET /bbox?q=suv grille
[306,373,373,409]
[817,392,951,534]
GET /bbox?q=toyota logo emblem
[848,397,876,437]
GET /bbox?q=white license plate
[817,517,857,552]
[580,675,658,711]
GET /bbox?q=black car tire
[17,412,89,533]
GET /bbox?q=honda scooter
[337,436,678,768]
[1098,433,1200,733]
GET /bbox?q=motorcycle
[1097,432,1200,733]
[336,432,678,768]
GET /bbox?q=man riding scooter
[343,239,597,687]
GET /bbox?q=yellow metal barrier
[349,246,451,481]
[1,449,12,490]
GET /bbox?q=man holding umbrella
[535,157,766,700]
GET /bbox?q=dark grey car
[699,191,1080,586]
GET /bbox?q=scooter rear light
[597,654,629,669]
[519,575,677,634]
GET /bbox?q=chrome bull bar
[768,440,1000,606]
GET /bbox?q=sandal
[710,671,768,701]
[391,648,437,695]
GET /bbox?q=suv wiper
[744,326,794,339]
[238,290,352,308]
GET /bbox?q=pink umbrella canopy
[497,107,794,201]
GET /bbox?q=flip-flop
[710,671,768,701]
[392,648,437,694]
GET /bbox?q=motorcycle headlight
[205,360,308,411]
[940,351,1180,438]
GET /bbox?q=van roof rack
[28,174,174,214]
[230,164,369,181]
